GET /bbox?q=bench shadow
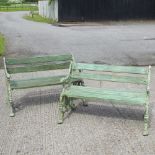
[14,88,60,113]
[74,102,144,121]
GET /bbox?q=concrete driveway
[0,11,155,65]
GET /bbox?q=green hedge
[0,3,38,12]
[0,33,5,56]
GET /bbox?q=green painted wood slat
[62,86,147,105]
[73,63,148,74]
[7,62,70,74]
[6,54,73,65]
[71,72,148,85]
[10,75,65,89]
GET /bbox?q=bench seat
[62,86,147,105]
[10,75,65,89]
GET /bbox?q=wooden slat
[7,62,70,74]
[63,86,147,105]
[10,75,66,89]
[73,63,148,75]
[5,54,72,65]
[71,72,148,85]
[10,76,82,89]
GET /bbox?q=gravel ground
[0,67,155,155]
[0,12,155,65]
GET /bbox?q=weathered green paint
[3,57,14,117]
[71,72,148,85]
[7,61,70,74]
[73,63,148,74]
[59,63,151,136]
[3,54,75,117]
[62,86,147,105]
[5,54,73,65]
[143,65,151,136]
[10,75,66,89]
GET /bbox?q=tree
[0,0,9,3]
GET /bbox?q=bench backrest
[4,54,73,74]
[71,63,151,86]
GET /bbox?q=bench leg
[143,102,149,136]
[64,97,72,111]
[6,84,14,117]
[69,98,76,110]
[58,96,76,124]
[58,96,65,124]
[80,81,88,106]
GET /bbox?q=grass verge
[23,14,57,24]
[0,3,38,12]
[0,33,5,56]
[0,7,38,12]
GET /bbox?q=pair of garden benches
[4,54,151,136]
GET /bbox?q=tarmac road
[0,11,155,65]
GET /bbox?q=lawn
[0,3,38,12]
[23,14,56,24]
[0,33,5,56]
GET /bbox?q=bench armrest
[60,60,74,85]
[60,75,71,84]
[3,57,10,79]
[147,65,151,93]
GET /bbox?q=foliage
[8,0,23,4]
[48,0,54,5]
[0,3,38,11]
[0,0,9,4]
[23,13,56,24]
[24,0,38,2]
[0,33,5,56]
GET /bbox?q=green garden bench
[58,62,151,136]
[3,53,78,117]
